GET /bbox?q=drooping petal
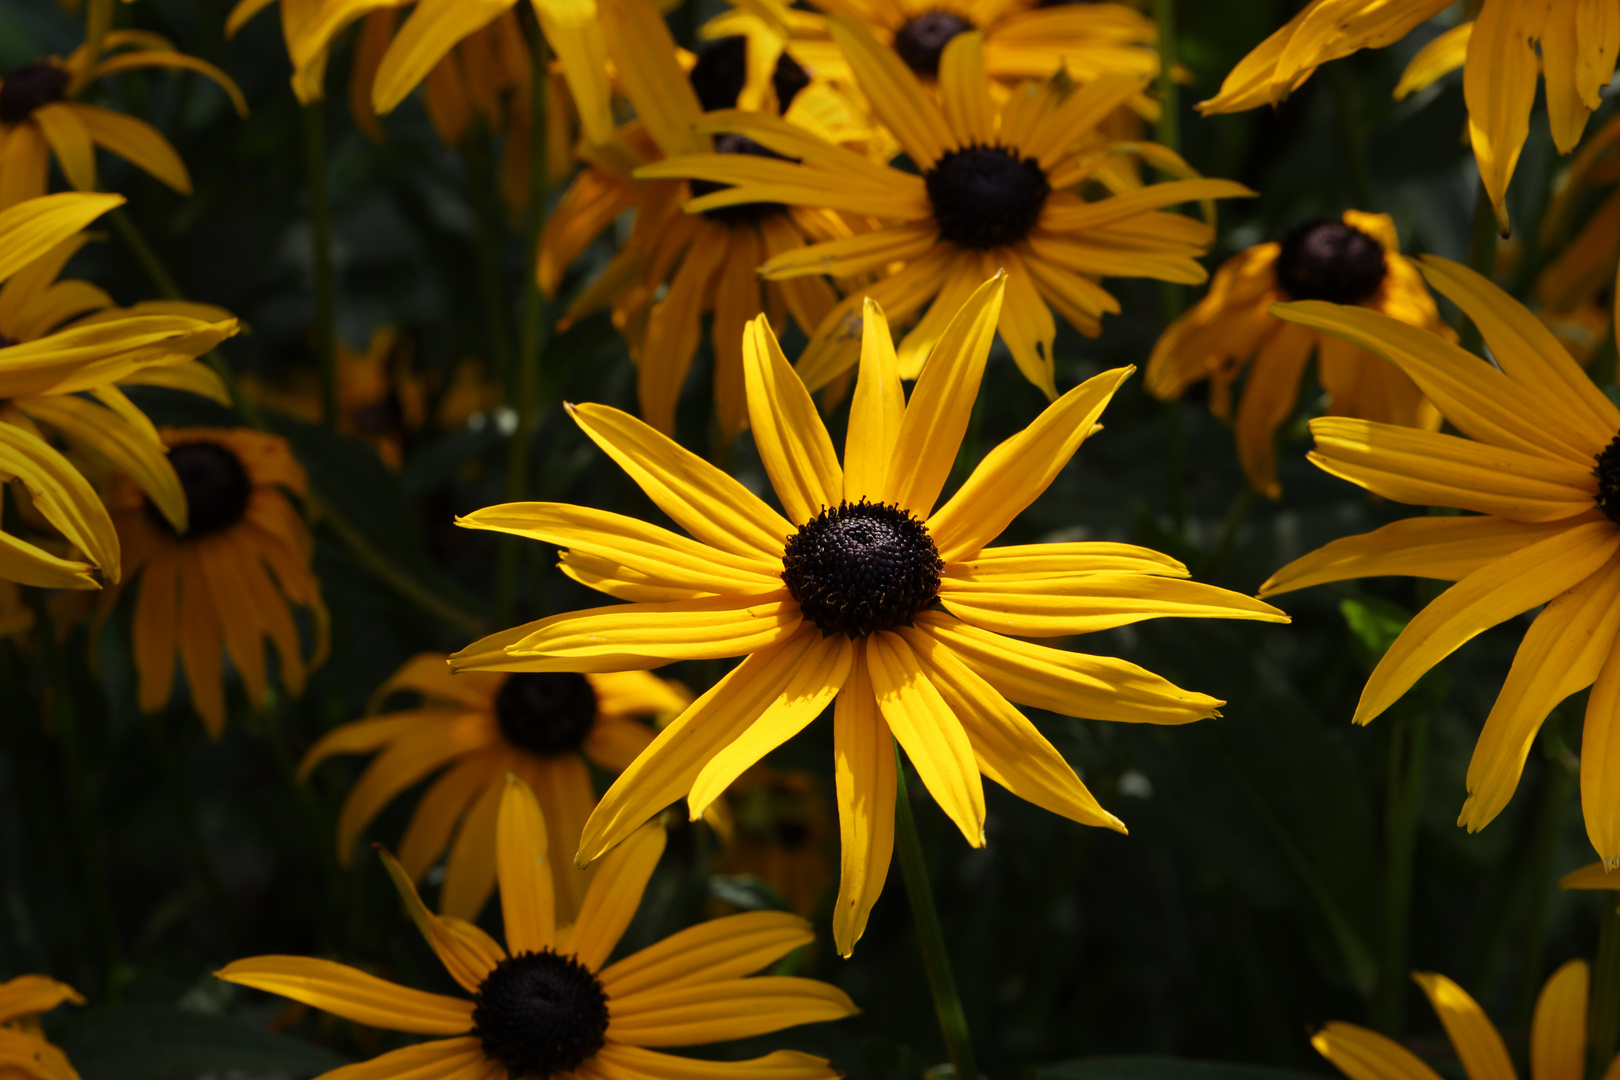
[825,16,947,170]
[377,846,504,993]
[334,711,491,862]
[0,420,120,581]
[1464,0,1547,232]
[830,647,895,958]
[601,911,814,998]
[1356,520,1620,726]
[1583,640,1620,869]
[31,105,97,192]
[372,0,510,114]
[743,316,842,525]
[75,105,191,193]
[213,957,474,1034]
[0,976,82,1023]
[599,0,704,157]
[569,821,667,970]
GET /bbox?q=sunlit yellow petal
[570,821,667,970]
[743,316,842,525]
[496,774,556,954]
[213,957,474,1034]
[601,911,813,997]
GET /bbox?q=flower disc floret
[0,62,70,123]
[894,11,973,77]
[494,672,600,757]
[925,145,1051,250]
[690,133,795,225]
[471,948,610,1078]
[781,499,943,638]
[149,441,253,538]
[1595,435,1620,525]
[1274,220,1387,305]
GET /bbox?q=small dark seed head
[689,36,811,114]
[772,51,811,112]
[781,499,943,638]
[0,62,70,124]
[1595,436,1620,525]
[472,949,609,1078]
[494,673,599,757]
[690,132,794,226]
[894,11,973,77]
[1273,219,1388,305]
[147,441,254,539]
[925,144,1051,250]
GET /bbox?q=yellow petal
[570,821,667,969]
[927,365,1132,561]
[1584,641,1620,869]
[373,0,511,114]
[1460,555,1620,832]
[939,572,1288,637]
[586,1045,840,1080]
[1312,1020,1448,1080]
[88,52,249,117]
[0,193,123,285]
[313,1038,491,1080]
[916,611,1222,725]
[1465,0,1546,233]
[74,104,190,194]
[334,711,490,862]
[881,272,1005,518]
[0,530,98,590]
[0,419,119,580]
[1260,515,1577,598]
[825,16,947,170]
[742,316,842,525]
[496,774,556,954]
[865,631,985,847]
[938,33,992,146]
[601,910,814,998]
[31,104,97,193]
[500,594,801,666]
[608,977,856,1046]
[535,0,614,146]
[1531,960,1588,1080]
[1394,21,1471,100]
[830,646,895,957]
[599,0,704,157]
[1357,520,1620,726]
[577,632,818,863]
[843,298,905,504]
[0,976,82,1022]
[213,956,474,1034]
[947,542,1187,580]
[1234,319,1313,499]
[568,402,793,562]
[377,845,505,992]
[1413,972,1516,1080]
[900,625,1123,831]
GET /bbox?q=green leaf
[51,1005,351,1080]
[1037,1056,1328,1080]
[1340,596,1411,671]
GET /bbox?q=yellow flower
[217,774,857,1080]
[642,24,1250,399]
[0,974,83,1080]
[452,274,1288,954]
[299,652,687,922]
[225,0,341,103]
[1259,255,1620,866]
[0,192,239,590]
[1197,0,1614,234]
[1314,961,1607,1080]
[0,33,247,209]
[1145,210,1451,499]
[97,427,327,738]
[542,0,865,438]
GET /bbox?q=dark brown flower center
[781,499,943,638]
[690,132,794,226]
[472,950,609,1077]
[494,672,598,757]
[894,11,973,77]
[0,62,70,124]
[1595,437,1620,525]
[147,441,253,538]
[688,35,810,114]
[925,144,1051,250]
[1273,219,1388,305]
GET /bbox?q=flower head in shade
[541,0,866,438]
[452,275,1288,954]
[641,23,1251,399]
[714,766,834,920]
[1144,210,1452,499]
[1314,961,1608,1080]
[1259,256,1620,868]
[0,193,239,590]
[1534,110,1620,363]
[1197,0,1612,234]
[0,34,246,209]
[97,427,326,738]
[0,974,83,1080]
[217,774,857,1080]
[299,652,688,922]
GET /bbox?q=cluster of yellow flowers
[7,0,1620,1078]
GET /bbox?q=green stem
[1153,0,1178,159]
[1372,709,1428,1035]
[303,101,340,428]
[109,207,183,300]
[495,19,552,627]
[1591,896,1620,1080]
[23,589,126,1002]
[893,747,979,1080]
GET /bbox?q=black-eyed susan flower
[1259,255,1620,868]
[1198,0,1609,234]
[97,427,326,738]
[0,974,82,1080]
[0,34,247,209]
[453,274,1288,954]
[542,3,864,438]
[0,192,239,589]
[299,651,687,922]
[642,24,1250,398]
[1144,211,1451,499]
[1314,960,1606,1080]
[217,774,857,1080]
